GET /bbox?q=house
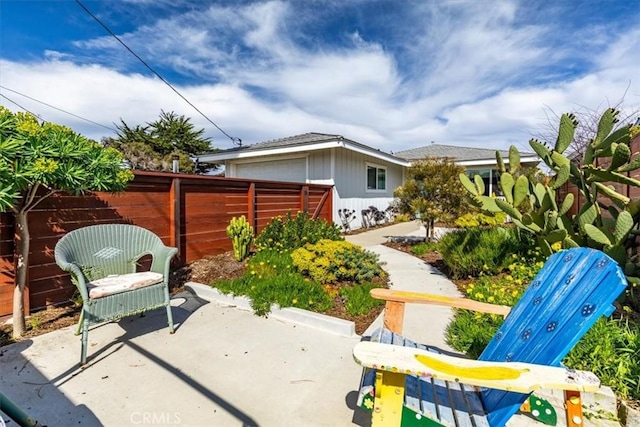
[394,143,539,198]
[198,134,539,230]
[198,133,410,230]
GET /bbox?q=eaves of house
[394,143,539,167]
[197,132,411,167]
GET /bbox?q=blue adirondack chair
[353,247,627,427]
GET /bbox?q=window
[367,165,386,191]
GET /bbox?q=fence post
[247,182,256,233]
[169,177,182,262]
[300,185,309,213]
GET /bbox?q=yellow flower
[292,298,298,304]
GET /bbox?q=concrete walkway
[345,222,461,350]
[0,222,618,426]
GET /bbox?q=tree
[104,110,217,174]
[534,101,640,163]
[393,157,470,240]
[0,107,134,338]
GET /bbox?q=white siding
[308,150,331,181]
[333,149,403,198]
[333,194,396,230]
[233,157,307,182]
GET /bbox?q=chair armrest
[150,244,179,280]
[353,341,600,394]
[371,288,511,317]
[56,259,90,301]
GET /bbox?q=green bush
[438,227,527,278]
[455,212,507,228]
[212,250,332,316]
[411,241,438,256]
[565,317,640,400]
[291,239,385,284]
[339,283,386,316]
[254,211,342,252]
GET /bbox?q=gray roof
[202,132,408,164]
[394,144,535,162]
[208,132,345,154]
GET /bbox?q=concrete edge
[184,281,357,338]
[619,399,640,427]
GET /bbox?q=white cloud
[1,1,639,156]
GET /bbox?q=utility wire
[75,0,242,145]
[0,85,117,132]
[0,93,41,118]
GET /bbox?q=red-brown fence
[0,171,333,317]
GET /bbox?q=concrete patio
[0,222,620,426]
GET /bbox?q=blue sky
[1,0,639,153]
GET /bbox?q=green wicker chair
[54,224,178,365]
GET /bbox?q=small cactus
[226,216,254,261]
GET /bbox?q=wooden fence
[0,171,333,317]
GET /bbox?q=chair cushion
[87,272,163,299]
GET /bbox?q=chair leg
[166,304,174,334]
[75,310,84,336]
[81,315,89,366]
[372,371,405,426]
[565,390,583,427]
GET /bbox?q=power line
[75,0,242,145]
[0,93,41,118]
[0,85,117,132]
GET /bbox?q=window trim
[366,162,387,193]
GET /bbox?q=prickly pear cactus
[226,216,254,261]
[460,108,640,285]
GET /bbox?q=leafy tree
[0,107,134,338]
[104,110,217,174]
[393,157,470,240]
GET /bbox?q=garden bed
[1,248,385,346]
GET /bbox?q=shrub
[213,250,332,316]
[455,212,507,228]
[438,226,527,278]
[393,213,411,223]
[339,283,385,316]
[411,241,437,256]
[254,211,342,252]
[291,239,385,284]
[565,317,640,400]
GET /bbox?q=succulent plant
[461,108,640,284]
[226,215,254,261]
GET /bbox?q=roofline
[453,156,540,167]
[198,137,411,167]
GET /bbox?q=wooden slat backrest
[478,248,627,426]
